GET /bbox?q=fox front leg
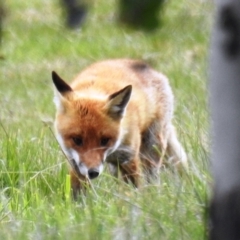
[120,158,141,188]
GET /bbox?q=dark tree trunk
[118,0,165,31]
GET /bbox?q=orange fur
[52,59,187,197]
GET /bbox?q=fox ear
[107,85,132,119]
[52,71,72,111]
[52,71,72,94]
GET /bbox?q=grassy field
[0,0,212,239]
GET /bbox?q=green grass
[0,0,212,239]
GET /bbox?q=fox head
[52,71,132,180]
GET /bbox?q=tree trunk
[209,1,240,239]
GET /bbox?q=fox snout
[87,168,100,179]
[74,159,104,180]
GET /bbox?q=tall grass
[0,0,212,239]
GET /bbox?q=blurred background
[0,0,212,239]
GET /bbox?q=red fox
[52,59,187,197]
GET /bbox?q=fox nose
[88,168,100,179]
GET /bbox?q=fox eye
[72,137,83,146]
[100,137,110,146]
